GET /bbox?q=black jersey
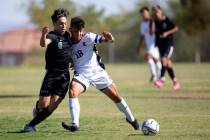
[45,31,72,71]
[155,16,176,47]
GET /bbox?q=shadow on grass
[5,130,61,134]
[0,95,36,99]
[6,130,27,133]
[128,133,142,136]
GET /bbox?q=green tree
[179,0,210,35]
[171,0,210,62]
[27,0,76,29]
[79,4,106,32]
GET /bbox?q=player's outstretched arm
[40,26,52,47]
[101,31,115,43]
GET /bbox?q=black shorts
[158,45,174,58]
[39,70,70,99]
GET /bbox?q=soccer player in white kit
[61,16,139,132]
[137,7,162,82]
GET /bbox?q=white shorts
[73,67,113,91]
[147,47,160,59]
[167,46,174,59]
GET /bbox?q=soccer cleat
[23,124,37,132]
[126,118,140,130]
[154,79,164,88]
[62,122,79,132]
[173,81,181,90]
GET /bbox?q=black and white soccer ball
[141,118,160,135]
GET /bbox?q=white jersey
[70,32,103,73]
[70,32,113,90]
[140,20,156,52]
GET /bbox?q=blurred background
[0,0,210,66]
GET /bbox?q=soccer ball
[141,118,160,135]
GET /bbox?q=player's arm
[137,34,144,55]
[149,20,156,35]
[40,26,52,47]
[160,18,179,38]
[160,26,178,38]
[101,31,115,43]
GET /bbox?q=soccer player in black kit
[153,6,181,90]
[23,8,72,132]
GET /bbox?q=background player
[23,8,72,132]
[137,6,162,82]
[152,6,181,90]
[61,16,139,132]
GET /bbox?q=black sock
[29,107,52,126]
[160,66,166,78]
[167,67,175,80]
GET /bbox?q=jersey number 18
[75,50,84,59]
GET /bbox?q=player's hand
[160,32,168,38]
[102,31,115,43]
[42,26,49,35]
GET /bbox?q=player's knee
[146,54,152,60]
[162,58,168,66]
[38,100,49,109]
[69,89,79,98]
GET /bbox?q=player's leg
[154,46,170,88]
[101,83,139,130]
[161,57,167,80]
[154,56,167,88]
[146,54,157,82]
[165,47,180,90]
[27,95,62,127]
[153,58,162,80]
[23,96,51,132]
[166,59,180,90]
[24,70,70,132]
[62,79,85,132]
[152,47,162,79]
[32,96,50,118]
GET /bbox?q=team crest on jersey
[58,40,63,49]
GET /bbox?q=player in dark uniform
[23,8,72,132]
[153,6,181,90]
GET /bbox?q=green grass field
[0,63,210,140]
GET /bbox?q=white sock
[116,98,135,122]
[148,59,156,79]
[69,98,80,127]
[156,61,162,79]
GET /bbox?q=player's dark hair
[139,7,149,13]
[51,8,69,23]
[152,5,162,12]
[70,16,85,29]
[156,5,162,10]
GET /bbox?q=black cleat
[126,118,139,130]
[62,122,79,132]
[23,123,37,132]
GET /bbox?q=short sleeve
[87,32,103,44]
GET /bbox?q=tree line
[27,0,210,63]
